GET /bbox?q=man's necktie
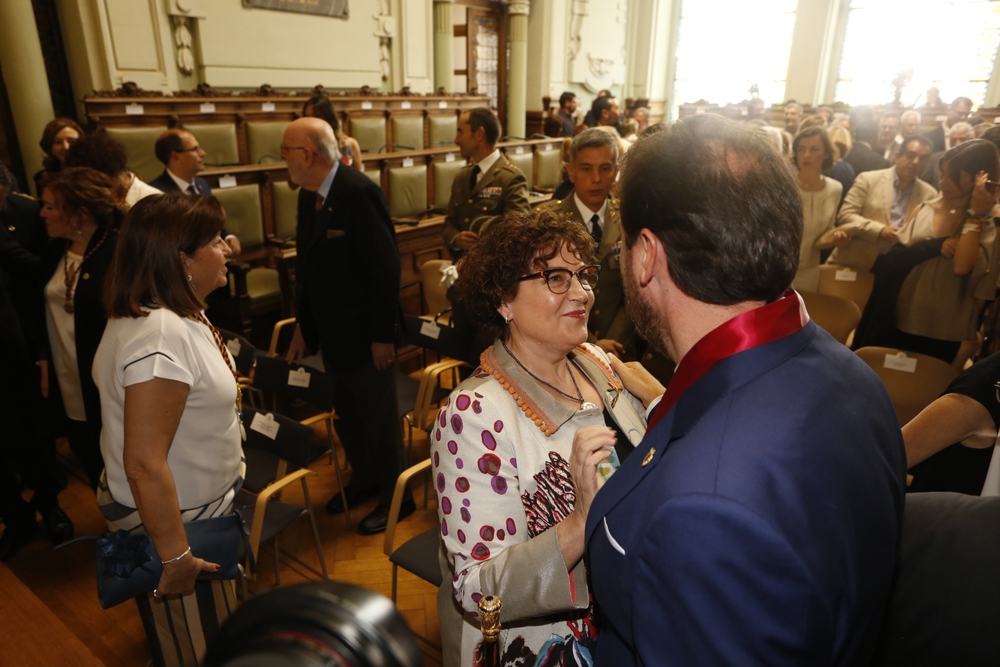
[470,165,481,190]
[187,184,197,195]
[315,194,324,210]
[590,214,602,246]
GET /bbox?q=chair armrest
[384,458,433,557]
[247,468,317,559]
[299,411,334,427]
[413,359,467,430]
[268,317,298,357]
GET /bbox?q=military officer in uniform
[539,128,635,358]
[442,108,529,259]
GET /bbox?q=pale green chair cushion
[213,184,264,247]
[271,180,299,241]
[536,148,562,190]
[433,159,467,209]
[506,150,534,189]
[184,123,240,167]
[388,165,428,219]
[247,121,290,164]
[349,117,386,154]
[104,126,167,184]
[429,116,457,148]
[363,167,381,185]
[392,116,425,151]
[246,267,281,314]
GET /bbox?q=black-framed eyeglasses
[177,144,202,153]
[517,265,600,294]
[279,145,317,156]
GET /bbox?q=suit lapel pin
[642,448,656,466]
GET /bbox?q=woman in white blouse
[791,127,843,293]
[93,192,242,667]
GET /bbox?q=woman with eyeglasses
[431,210,655,666]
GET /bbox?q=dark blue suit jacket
[585,322,906,666]
[148,170,231,239]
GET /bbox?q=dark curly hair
[64,133,129,177]
[457,209,598,341]
[42,167,127,230]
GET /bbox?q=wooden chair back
[855,347,959,425]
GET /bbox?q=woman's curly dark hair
[457,208,598,341]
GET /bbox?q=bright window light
[835,0,1000,107]
[670,0,798,120]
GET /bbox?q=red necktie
[315,194,324,210]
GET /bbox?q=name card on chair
[445,152,455,162]
[361,101,373,110]
[401,101,411,109]
[288,367,312,387]
[125,104,144,115]
[835,268,857,282]
[218,174,238,189]
[515,146,525,154]
[439,101,448,109]
[200,103,216,113]
[261,102,276,112]
[250,412,280,439]
[420,320,442,340]
[402,157,415,168]
[225,337,242,358]
[884,352,917,373]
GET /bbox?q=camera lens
[203,581,423,667]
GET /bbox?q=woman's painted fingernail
[215,564,221,571]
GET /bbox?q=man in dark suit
[845,118,891,175]
[283,118,411,535]
[923,96,973,153]
[582,115,906,666]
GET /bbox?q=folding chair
[237,408,330,583]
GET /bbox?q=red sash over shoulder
[647,289,809,431]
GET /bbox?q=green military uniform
[441,152,530,258]
[539,193,635,355]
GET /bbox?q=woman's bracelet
[962,222,983,235]
[966,208,990,220]
[161,546,192,565]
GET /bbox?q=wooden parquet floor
[0,418,443,667]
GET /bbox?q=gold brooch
[642,448,655,467]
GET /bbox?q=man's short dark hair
[559,92,576,109]
[900,134,934,155]
[854,118,880,144]
[952,97,974,110]
[592,95,616,120]
[154,130,187,165]
[465,108,501,145]
[977,125,1000,152]
[619,114,801,305]
[65,133,129,177]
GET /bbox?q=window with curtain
[835,0,1000,107]
[670,0,798,120]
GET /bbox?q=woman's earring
[187,274,194,287]
[504,315,509,324]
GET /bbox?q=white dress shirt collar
[474,149,502,184]
[574,192,608,234]
[167,168,195,192]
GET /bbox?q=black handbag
[92,510,256,609]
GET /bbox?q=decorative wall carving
[568,0,589,61]
[587,54,614,79]
[373,0,395,82]
[173,16,195,75]
[569,0,627,93]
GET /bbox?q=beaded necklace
[62,229,108,314]
[192,311,246,441]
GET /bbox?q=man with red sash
[582,114,906,666]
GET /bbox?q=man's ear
[635,228,663,288]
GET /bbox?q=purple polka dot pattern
[470,543,491,561]
[460,507,471,523]
[510,458,517,468]
[456,458,464,469]
[435,429,441,441]
[474,392,483,398]
[447,440,458,455]
[462,498,470,507]
[456,477,470,493]
[439,410,447,427]
[457,529,466,544]
[441,518,448,536]
[456,394,471,411]
[478,453,501,475]
[472,400,482,414]
[451,414,464,435]
[506,518,517,535]
[433,451,440,467]
[491,477,508,494]
[497,529,505,541]
[471,592,482,603]
[442,497,452,514]
[494,420,503,433]
[480,526,494,540]
[437,473,445,492]
[481,430,497,451]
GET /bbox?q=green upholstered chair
[535,147,562,191]
[391,116,425,151]
[214,184,281,334]
[428,115,457,148]
[349,117,387,154]
[184,123,240,167]
[363,167,381,186]
[433,159,467,210]
[388,165,428,219]
[506,150,534,189]
[104,126,167,184]
[271,180,299,243]
[248,121,290,164]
